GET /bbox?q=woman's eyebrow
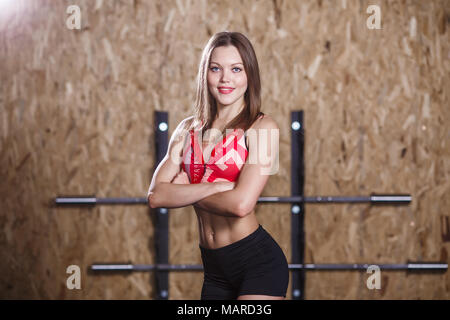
[210,61,243,66]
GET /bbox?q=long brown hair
[190,31,264,136]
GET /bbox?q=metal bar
[91,264,204,271]
[154,111,169,300]
[90,263,448,272]
[290,263,449,270]
[291,111,305,300]
[54,194,412,205]
[369,194,412,204]
[260,194,412,204]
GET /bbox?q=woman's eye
[209,66,241,72]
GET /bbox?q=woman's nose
[220,69,231,82]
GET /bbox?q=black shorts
[199,224,289,300]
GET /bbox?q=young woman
[147,31,289,300]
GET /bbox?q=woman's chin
[216,99,239,107]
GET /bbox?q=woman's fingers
[173,171,190,184]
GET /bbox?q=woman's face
[207,45,248,110]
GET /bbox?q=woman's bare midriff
[195,206,260,249]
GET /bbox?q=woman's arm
[193,189,242,217]
[149,181,223,209]
[194,116,280,217]
[147,117,234,209]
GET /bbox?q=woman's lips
[218,87,234,94]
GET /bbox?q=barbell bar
[90,262,447,272]
[55,194,412,205]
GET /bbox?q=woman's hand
[172,171,235,194]
[213,180,236,193]
[171,171,190,184]
[193,179,236,211]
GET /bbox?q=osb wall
[0,0,448,299]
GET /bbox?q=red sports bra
[181,123,248,184]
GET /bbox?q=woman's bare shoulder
[253,114,279,130]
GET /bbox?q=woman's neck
[216,101,245,123]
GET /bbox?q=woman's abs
[195,207,259,249]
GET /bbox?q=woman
[147,31,289,300]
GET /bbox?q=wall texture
[0,0,449,299]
